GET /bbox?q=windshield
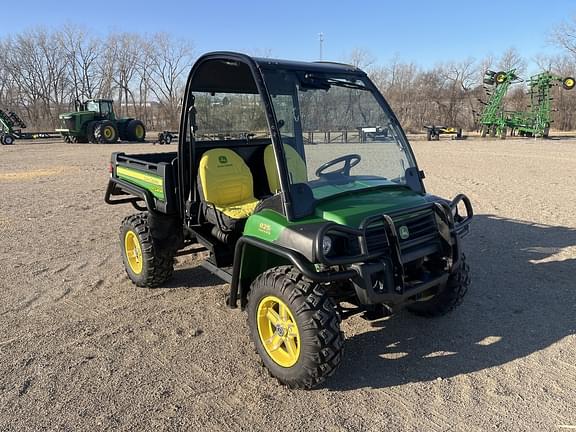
[263,69,416,200]
[86,101,100,112]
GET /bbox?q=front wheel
[406,254,470,317]
[95,120,118,143]
[247,266,344,389]
[120,212,174,287]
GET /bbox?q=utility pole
[318,32,324,61]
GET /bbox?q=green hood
[314,187,427,227]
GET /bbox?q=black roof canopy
[189,51,366,94]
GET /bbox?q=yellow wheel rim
[104,126,114,139]
[124,230,143,274]
[135,125,144,139]
[257,295,300,367]
[564,78,574,88]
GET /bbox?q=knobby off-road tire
[406,254,470,317]
[247,266,344,389]
[120,212,174,287]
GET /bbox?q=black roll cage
[178,51,426,223]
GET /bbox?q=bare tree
[551,16,576,59]
[498,47,527,75]
[145,33,194,129]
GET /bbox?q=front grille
[365,225,389,254]
[364,210,438,256]
[396,211,437,245]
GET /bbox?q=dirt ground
[1,136,575,431]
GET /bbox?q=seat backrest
[199,148,255,207]
[263,144,308,193]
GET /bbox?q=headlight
[322,236,333,255]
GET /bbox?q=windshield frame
[258,63,425,218]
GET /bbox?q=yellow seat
[199,148,259,227]
[263,144,308,193]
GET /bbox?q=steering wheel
[315,154,361,178]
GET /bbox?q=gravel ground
[0,136,575,431]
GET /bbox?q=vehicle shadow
[162,264,225,289]
[326,214,576,391]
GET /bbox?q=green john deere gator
[57,99,146,143]
[105,52,474,389]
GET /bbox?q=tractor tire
[86,121,97,143]
[543,127,550,138]
[406,254,470,317]
[95,120,118,143]
[164,133,173,144]
[119,212,175,287]
[69,135,78,143]
[63,135,71,143]
[1,134,15,145]
[500,127,507,140]
[126,119,146,142]
[426,129,432,141]
[562,76,575,90]
[247,266,344,389]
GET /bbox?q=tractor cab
[82,99,116,121]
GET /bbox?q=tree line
[1,22,576,133]
[0,25,193,131]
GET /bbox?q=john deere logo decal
[218,155,228,164]
[398,226,410,240]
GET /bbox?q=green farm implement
[478,69,521,138]
[503,72,575,138]
[0,109,59,145]
[478,70,574,139]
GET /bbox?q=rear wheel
[1,134,15,145]
[247,266,344,389]
[406,254,470,317]
[126,119,146,142]
[95,120,118,143]
[120,213,174,287]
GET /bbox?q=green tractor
[56,99,146,144]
